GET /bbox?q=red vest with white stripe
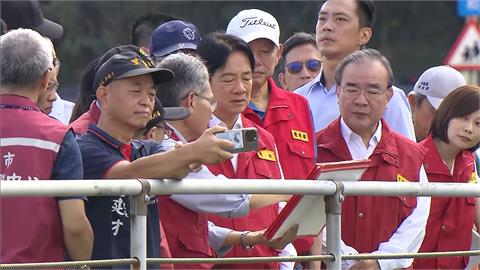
[207,115,282,270]
[316,118,426,254]
[0,94,68,263]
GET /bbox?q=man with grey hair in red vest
[0,29,93,263]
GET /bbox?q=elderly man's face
[37,38,59,114]
[37,67,58,114]
[101,74,156,130]
[337,60,392,139]
[408,93,436,142]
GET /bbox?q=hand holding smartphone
[215,128,258,153]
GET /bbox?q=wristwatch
[240,231,255,250]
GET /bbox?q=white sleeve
[375,165,430,270]
[383,87,416,141]
[171,165,250,217]
[207,221,233,256]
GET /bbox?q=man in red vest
[316,49,430,270]
[226,9,317,262]
[0,28,93,263]
[155,52,296,269]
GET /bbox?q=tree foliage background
[40,1,465,100]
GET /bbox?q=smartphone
[215,127,258,153]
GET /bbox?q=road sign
[458,0,480,17]
[444,18,480,70]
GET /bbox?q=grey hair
[156,53,210,107]
[335,48,394,89]
[1,28,53,90]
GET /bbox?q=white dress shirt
[49,94,75,125]
[338,118,431,270]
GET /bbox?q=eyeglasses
[285,59,322,74]
[194,93,218,113]
[159,123,174,139]
[47,81,60,92]
[340,86,389,99]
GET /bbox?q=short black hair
[280,32,317,70]
[282,32,317,59]
[197,32,255,77]
[130,13,177,48]
[356,0,376,29]
[320,0,376,29]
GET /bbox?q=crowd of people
[1,0,480,269]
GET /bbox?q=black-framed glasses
[194,93,218,113]
[340,86,388,99]
[47,81,60,92]
[159,123,174,139]
[286,59,322,74]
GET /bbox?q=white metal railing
[1,179,480,270]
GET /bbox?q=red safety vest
[207,115,282,269]
[316,118,426,254]
[69,101,100,135]
[158,131,216,269]
[243,79,316,254]
[414,135,477,269]
[0,94,68,263]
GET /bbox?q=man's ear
[278,72,288,90]
[386,87,394,102]
[180,92,195,111]
[96,86,107,110]
[38,69,50,94]
[407,92,417,112]
[145,126,157,140]
[274,44,283,66]
[335,83,341,98]
[358,27,372,47]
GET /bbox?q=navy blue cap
[94,51,174,89]
[150,20,201,57]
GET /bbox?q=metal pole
[0,180,143,197]
[325,181,343,270]
[130,180,150,270]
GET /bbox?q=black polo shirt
[77,125,163,267]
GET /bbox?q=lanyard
[0,104,40,112]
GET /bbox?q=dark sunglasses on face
[286,59,322,74]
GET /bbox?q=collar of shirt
[305,71,337,95]
[209,114,243,172]
[87,100,101,124]
[340,118,382,160]
[87,124,132,160]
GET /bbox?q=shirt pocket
[287,140,314,160]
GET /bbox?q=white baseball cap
[226,9,280,47]
[413,66,466,110]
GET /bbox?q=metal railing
[1,179,480,270]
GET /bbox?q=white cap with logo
[226,9,280,47]
[413,65,466,110]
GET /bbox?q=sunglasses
[286,59,322,74]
